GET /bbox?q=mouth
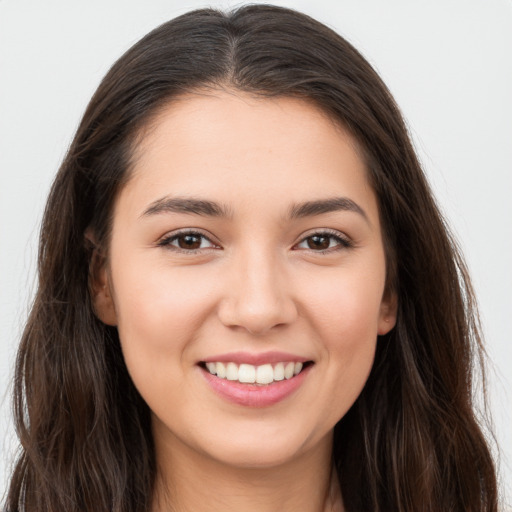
[199,360,314,386]
[198,352,314,406]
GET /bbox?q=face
[93,90,396,470]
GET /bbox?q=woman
[4,5,498,512]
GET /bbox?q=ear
[85,230,118,326]
[377,289,397,335]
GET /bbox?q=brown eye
[306,235,331,250]
[295,231,352,252]
[177,234,202,250]
[158,231,218,252]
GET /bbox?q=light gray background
[1,0,511,506]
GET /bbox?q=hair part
[5,5,497,512]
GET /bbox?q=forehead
[119,89,378,223]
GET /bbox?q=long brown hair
[5,5,498,511]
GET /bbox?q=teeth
[205,362,216,374]
[256,364,273,384]
[226,362,238,381]
[238,364,256,383]
[284,362,295,379]
[274,362,285,381]
[216,362,226,379]
[204,361,306,384]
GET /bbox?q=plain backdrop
[1,0,511,506]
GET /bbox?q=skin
[93,89,397,512]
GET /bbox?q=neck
[151,429,343,512]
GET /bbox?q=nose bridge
[219,244,297,335]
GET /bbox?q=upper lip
[201,351,311,366]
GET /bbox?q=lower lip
[200,365,312,407]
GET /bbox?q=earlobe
[86,231,118,326]
[377,292,397,335]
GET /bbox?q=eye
[158,230,219,252]
[294,230,353,252]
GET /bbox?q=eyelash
[293,229,353,253]
[157,229,220,253]
[157,229,353,254]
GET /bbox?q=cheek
[110,261,217,369]
[109,261,222,419]
[298,267,384,410]
[301,263,385,341]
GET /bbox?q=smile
[199,358,313,407]
[204,361,304,385]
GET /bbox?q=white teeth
[273,362,285,381]
[226,362,238,381]
[216,362,226,379]
[238,364,256,383]
[284,362,295,379]
[204,361,307,384]
[256,364,274,384]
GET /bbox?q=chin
[205,440,306,470]
[196,423,330,470]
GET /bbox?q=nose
[217,250,298,336]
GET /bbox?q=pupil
[308,235,329,250]
[179,234,201,249]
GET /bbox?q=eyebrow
[141,197,232,218]
[141,195,368,222]
[288,197,369,222]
